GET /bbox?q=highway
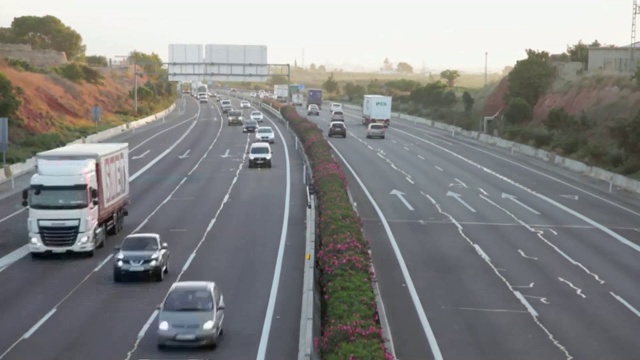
[0,95,307,360]
[301,104,640,359]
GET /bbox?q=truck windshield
[29,186,88,209]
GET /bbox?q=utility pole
[134,61,139,114]
[631,0,639,73]
[302,48,305,69]
[484,52,488,86]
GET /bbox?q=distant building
[588,42,640,73]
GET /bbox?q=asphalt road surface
[0,95,307,360]
[302,104,640,360]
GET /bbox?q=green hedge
[264,99,392,360]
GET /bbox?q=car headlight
[150,260,157,266]
[78,235,89,244]
[116,253,124,260]
[30,237,39,245]
[203,320,214,330]
[159,321,169,331]
[116,260,123,267]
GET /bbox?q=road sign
[91,106,102,124]
[298,84,305,91]
[0,117,8,166]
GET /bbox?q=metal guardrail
[224,90,319,359]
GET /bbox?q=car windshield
[251,112,261,116]
[251,147,270,154]
[163,289,214,311]
[333,112,343,116]
[371,125,384,129]
[309,105,318,109]
[258,128,272,133]
[29,185,88,209]
[122,236,158,251]
[229,111,241,116]
[221,101,230,105]
[332,123,344,128]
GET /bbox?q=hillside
[0,60,169,163]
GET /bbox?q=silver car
[157,281,225,349]
[366,123,386,139]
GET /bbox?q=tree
[267,75,287,85]
[566,40,600,68]
[127,51,173,98]
[382,58,393,71]
[367,79,382,94]
[544,107,580,133]
[3,15,86,60]
[343,82,365,101]
[502,66,514,76]
[86,55,108,67]
[309,63,317,71]
[386,79,421,92]
[318,65,327,72]
[322,73,339,94]
[462,91,475,113]
[507,49,556,107]
[503,97,532,125]
[440,69,460,87]
[396,62,413,74]
[294,59,298,68]
[410,81,456,108]
[0,73,22,118]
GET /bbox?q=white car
[255,126,275,143]
[250,111,264,122]
[247,142,272,168]
[240,100,251,108]
[330,102,343,113]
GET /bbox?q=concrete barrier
[340,102,640,194]
[1,103,177,184]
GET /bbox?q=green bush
[6,58,34,71]
[59,63,84,82]
[264,99,392,360]
[79,64,104,85]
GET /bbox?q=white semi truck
[274,84,289,102]
[22,143,130,258]
[362,95,392,127]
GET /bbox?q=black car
[113,233,169,282]
[227,110,243,126]
[243,119,258,132]
[328,121,347,138]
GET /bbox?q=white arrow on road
[559,195,579,200]
[220,149,231,158]
[390,189,414,211]
[131,150,149,160]
[502,193,540,215]
[449,178,467,188]
[446,191,476,212]
[178,150,190,159]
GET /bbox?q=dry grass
[290,69,503,90]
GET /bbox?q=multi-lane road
[0,95,307,360]
[300,103,640,360]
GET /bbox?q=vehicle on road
[250,111,264,122]
[157,281,225,349]
[362,95,392,127]
[366,123,386,139]
[198,93,208,103]
[330,110,344,121]
[243,119,258,133]
[22,143,130,258]
[328,121,347,138]
[306,89,322,109]
[221,99,232,113]
[227,110,243,126]
[240,100,251,108]
[274,84,288,102]
[247,142,273,168]
[255,126,275,143]
[330,102,343,113]
[113,233,169,282]
[307,104,320,116]
[292,93,304,106]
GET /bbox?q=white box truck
[362,95,392,127]
[274,84,289,102]
[22,143,130,258]
[292,93,304,106]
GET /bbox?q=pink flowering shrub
[264,99,393,359]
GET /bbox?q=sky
[0,0,633,73]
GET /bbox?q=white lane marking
[406,177,415,185]
[454,178,467,188]
[524,295,550,305]
[395,126,640,255]
[131,150,150,160]
[391,140,397,144]
[124,114,247,360]
[367,145,374,150]
[512,282,535,288]
[0,244,30,273]
[392,123,640,218]
[0,103,221,359]
[610,292,640,318]
[502,193,540,215]
[181,252,196,272]
[473,244,491,262]
[256,110,292,360]
[418,155,425,160]
[0,208,26,224]
[456,307,528,314]
[480,195,606,285]
[435,166,443,171]
[404,146,410,151]
[518,249,538,260]
[93,254,113,272]
[130,101,199,152]
[22,309,56,339]
[478,188,489,196]
[422,192,572,359]
[558,277,586,298]
[446,191,476,212]
[329,143,443,360]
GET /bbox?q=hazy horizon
[0,0,632,74]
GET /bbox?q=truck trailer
[22,143,130,258]
[306,89,323,109]
[362,95,392,127]
[274,84,289,102]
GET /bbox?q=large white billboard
[168,44,204,82]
